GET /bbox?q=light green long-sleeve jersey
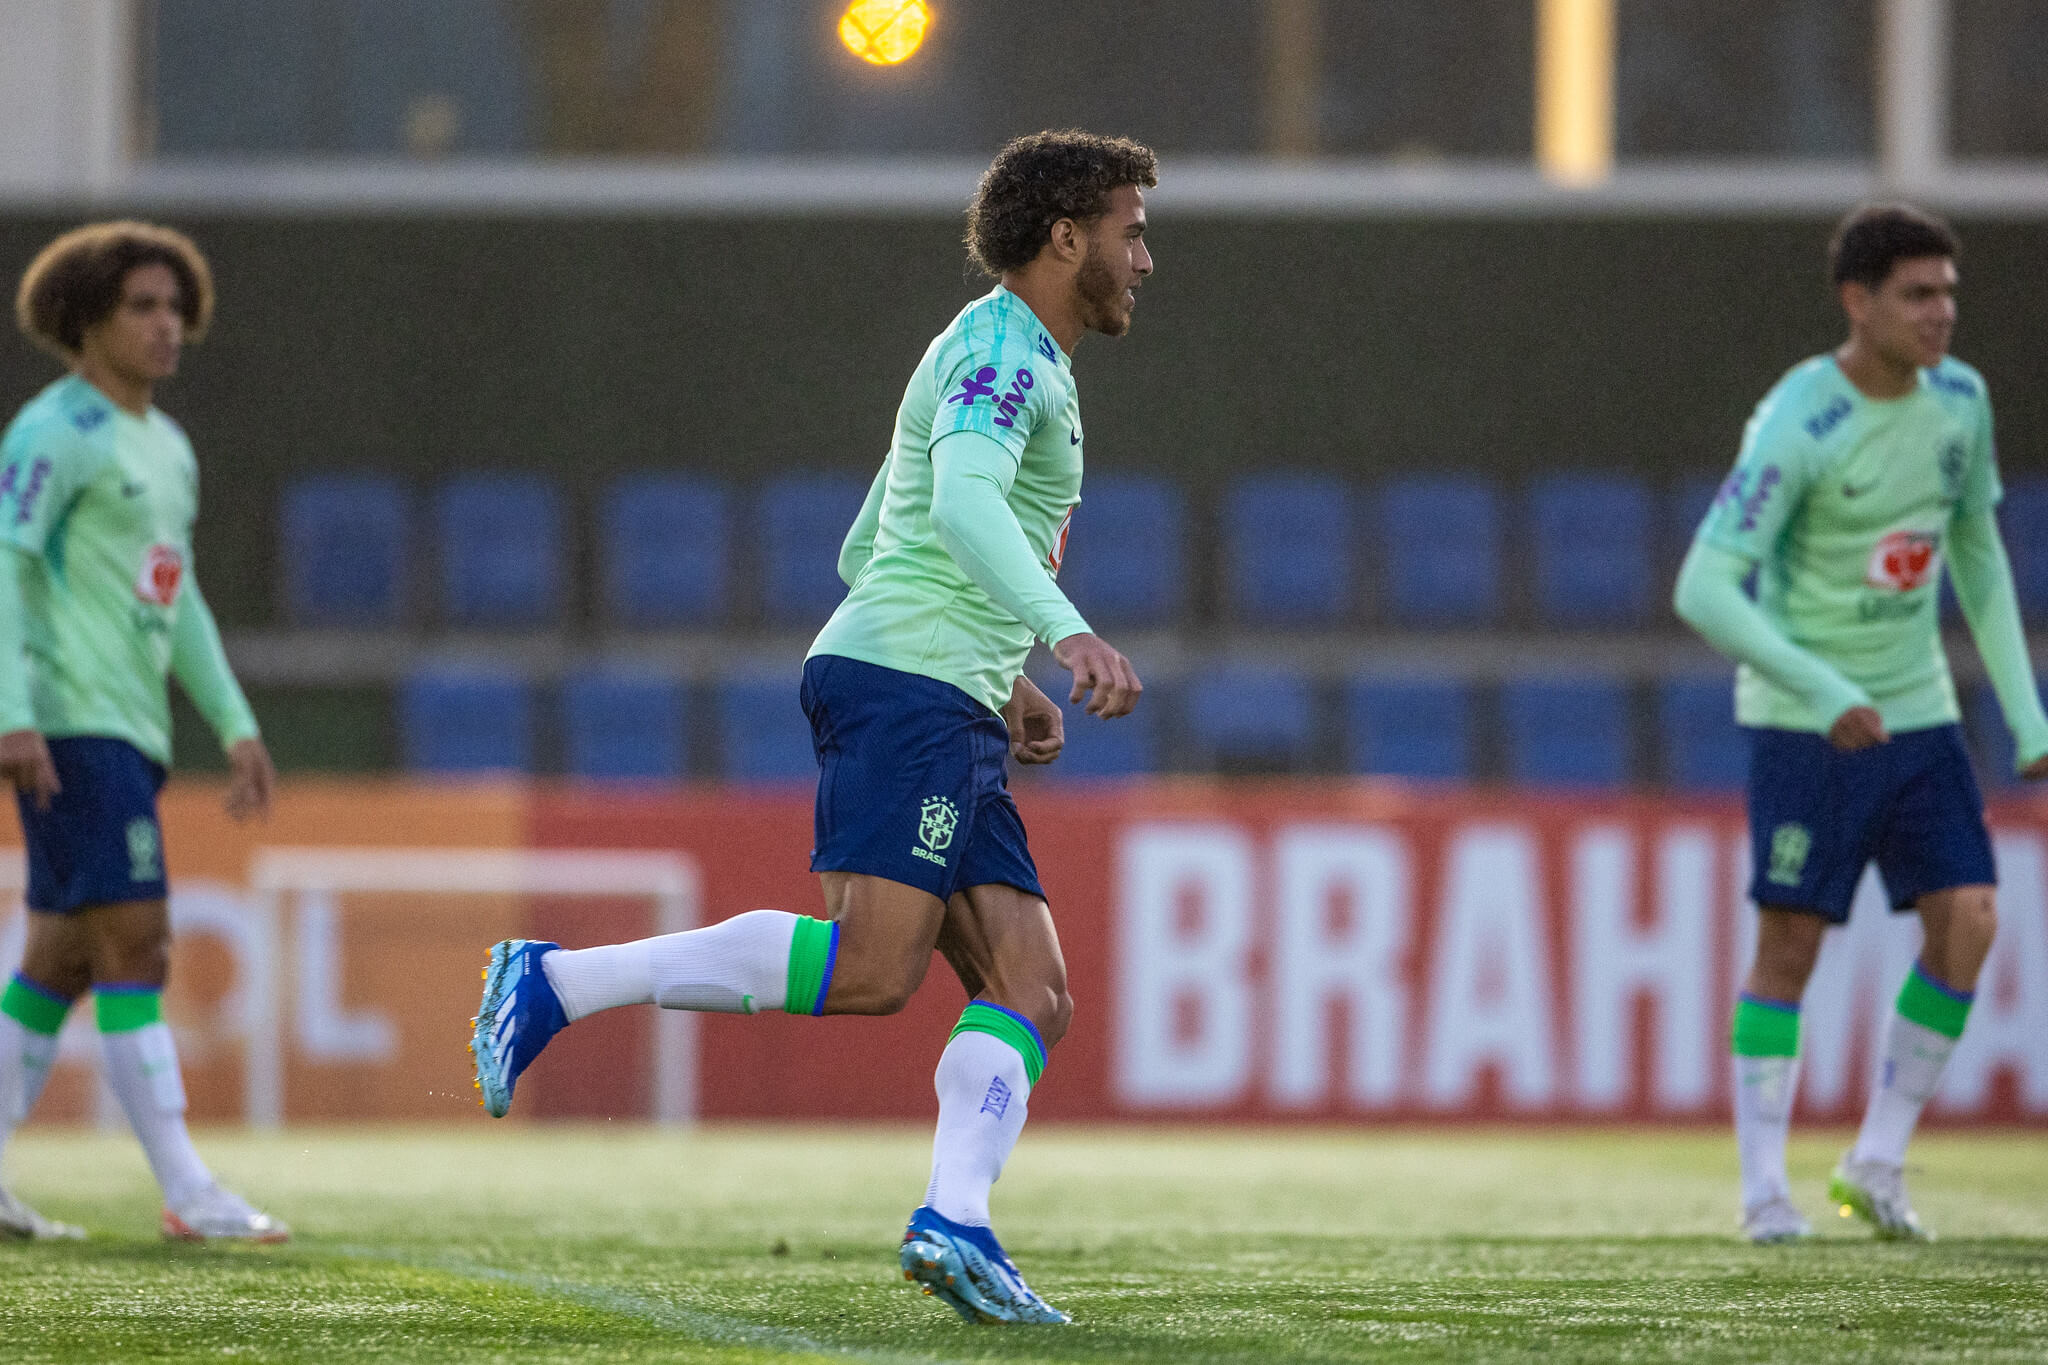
[0,374,257,765]
[1673,353,2048,770]
[809,287,1091,713]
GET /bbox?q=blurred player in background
[472,130,1153,1323]
[1675,203,2048,1244]
[0,223,285,1243]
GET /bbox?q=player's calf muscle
[1917,886,1997,985]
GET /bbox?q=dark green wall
[3,212,2044,628]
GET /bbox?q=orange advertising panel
[6,779,2046,1127]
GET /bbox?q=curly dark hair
[15,220,214,361]
[965,130,1158,276]
[1829,202,1958,289]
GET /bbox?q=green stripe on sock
[783,917,836,1017]
[2,976,71,1037]
[94,989,163,1034]
[950,1001,1047,1087]
[1731,995,1800,1058]
[1896,964,1972,1040]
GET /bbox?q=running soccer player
[0,222,287,1243]
[471,130,1154,1323]
[1675,203,2048,1244]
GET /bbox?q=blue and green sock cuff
[1897,961,1973,1040]
[783,917,840,1017]
[1731,992,1801,1058]
[950,1000,1048,1087]
[2,972,74,1037]
[93,984,163,1034]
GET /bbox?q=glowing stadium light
[839,0,930,66]
[1537,0,1615,186]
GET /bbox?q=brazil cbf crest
[919,796,959,852]
[910,796,960,866]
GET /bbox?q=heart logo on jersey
[1864,530,1937,592]
[135,543,185,607]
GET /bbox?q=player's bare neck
[999,270,1082,356]
[75,357,153,417]
[1833,338,1917,402]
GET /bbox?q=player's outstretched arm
[1002,674,1065,764]
[1949,506,2048,776]
[1673,540,1877,747]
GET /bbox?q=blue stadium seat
[759,474,871,626]
[1221,475,1353,625]
[1056,474,1186,626]
[1968,679,2048,788]
[1665,472,1726,607]
[1658,676,1745,790]
[1346,677,1476,780]
[562,670,687,780]
[2000,476,2048,622]
[601,476,731,626]
[399,669,534,774]
[434,475,563,627]
[1530,473,1654,626]
[279,474,408,625]
[1378,476,1501,625]
[1030,667,1163,778]
[1501,677,1631,788]
[1182,666,1317,773]
[715,674,816,781]
[1667,472,1725,554]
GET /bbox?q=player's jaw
[1074,241,1141,339]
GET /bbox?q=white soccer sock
[1734,1054,1800,1211]
[542,910,800,1021]
[1850,1014,1958,1168]
[0,1014,62,1157]
[100,1022,213,1209]
[924,1030,1032,1229]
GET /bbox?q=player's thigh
[803,656,1002,907]
[817,871,947,1013]
[938,883,1070,1046]
[1744,727,1889,923]
[1875,726,1996,927]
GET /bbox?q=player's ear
[1839,280,1869,324]
[1047,217,1082,264]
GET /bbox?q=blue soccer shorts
[15,736,170,913]
[801,654,1045,903]
[1744,723,1995,923]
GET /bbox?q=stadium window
[1614,0,1876,158]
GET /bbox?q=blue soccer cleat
[898,1205,1070,1325]
[469,939,566,1118]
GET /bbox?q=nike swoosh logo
[1842,481,1877,498]
[121,482,145,497]
[1069,429,1081,445]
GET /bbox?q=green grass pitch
[2,1125,2044,1363]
